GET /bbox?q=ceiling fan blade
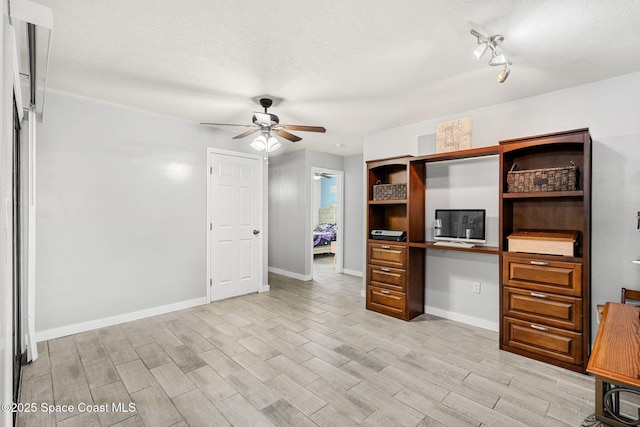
[200,122,255,128]
[232,128,260,139]
[281,124,326,133]
[273,129,302,142]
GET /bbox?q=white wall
[34,91,254,339]
[268,150,308,279]
[344,154,364,276]
[364,71,640,337]
[0,1,14,424]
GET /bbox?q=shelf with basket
[502,190,583,199]
[368,199,407,205]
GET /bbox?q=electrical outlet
[472,282,481,294]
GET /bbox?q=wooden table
[586,302,640,426]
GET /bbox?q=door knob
[253,229,260,236]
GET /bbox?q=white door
[209,152,262,301]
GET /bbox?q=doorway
[207,149,264,302]
[310,168,344,280]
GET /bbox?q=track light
[470,29,512,83]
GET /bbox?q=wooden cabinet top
[499,128,591,152]
[366,155,411,168]
[587,302,640,388]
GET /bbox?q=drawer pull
[530,324,549,332]
[380,289,390,295]
[530,261,549,266]
[381,245,391,249]
[530,292,549,299]
[380,267,391,272]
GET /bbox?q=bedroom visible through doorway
[311,168,343,280]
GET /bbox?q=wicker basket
[507,161,578,193]
[372,181,407,200]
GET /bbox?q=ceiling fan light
[473,42,488,60]
[250,135,267,151]
[266,136,281,152]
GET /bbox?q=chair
[596,288,640,316]
[621,287,640,306]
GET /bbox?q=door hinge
[209,278,212,286]
[209,166,212,174]
[210,223,212,230]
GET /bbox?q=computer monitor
[434,209,486,244]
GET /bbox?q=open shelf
[368,199,407,205]
[411,145,499,163]
[410,241,499,254]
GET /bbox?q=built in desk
[586,302,640,426]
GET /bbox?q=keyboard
[433,241,476,248]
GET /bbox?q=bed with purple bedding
[314,203,337,254]
[313,223,337,250]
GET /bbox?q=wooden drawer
[503,316,582,366]
[366,286,406,318]
[503,256,582,297]
[503,287,582,331]
[368,243,406,269]
[368,265,405,291]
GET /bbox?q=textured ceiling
[29,0,640,155]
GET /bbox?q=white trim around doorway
[310,167,344,278]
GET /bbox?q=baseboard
[343,268,363,277]
[259,284,270,292]
[35,297,208,342]
[268,266,312,281]
[424,305,499,332]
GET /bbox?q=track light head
[473,42,488,60]
[489,52,511,66]
[497,66,510,83]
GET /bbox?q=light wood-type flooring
[18,256,598,426]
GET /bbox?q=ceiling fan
[314,172,334,180]
[201,98,326,152]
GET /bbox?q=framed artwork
[435,117,472,153]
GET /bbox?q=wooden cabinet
[499,128,592,373]
[365,130,590,371]
[366,157,424,321]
